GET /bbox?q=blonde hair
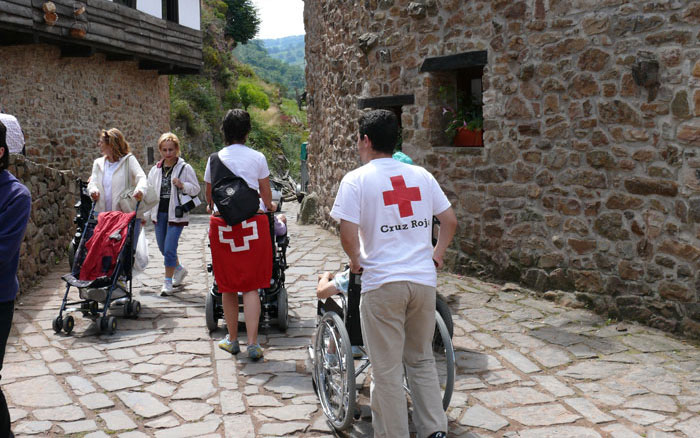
[157,132,181,157]
[101,128,131,160]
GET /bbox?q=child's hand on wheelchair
[318,272,333,282]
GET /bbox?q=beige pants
[360,281,448,438]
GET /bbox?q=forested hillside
[233,40,305,99]
[169,0,306,181]
[262,35,305,67]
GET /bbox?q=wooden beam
[0,29,34,45]
[162,65,200,75]
[357,94,415,109]
[420,50,487,72]
[105,53,134,62]
[138,59,162,70]
[0,0,202,72]
[60,44,95,58]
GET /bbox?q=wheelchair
[308,271,456,431]
[205,212,290,332]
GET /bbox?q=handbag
[209,152,260,226]
[175,163,201,217]
[117,154,158,218]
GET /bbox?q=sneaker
[218,335,240,355]
[173,266,188,287]
[160,282,174,296]
[247,344,264,361]
[351,346,364,358]
[428,432,447,438]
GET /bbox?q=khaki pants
[360,281,448,438]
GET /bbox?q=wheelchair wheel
[435,295,453,339]
[277,286,288,332]
[205,290,218,332]
[313,312,356,431]
[404,310,455,411]
[434,310,455,410]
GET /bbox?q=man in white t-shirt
[204,109,276,361]
[330,110,457,438]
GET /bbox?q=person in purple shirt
[0,121,31,438]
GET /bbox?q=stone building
[304,0,700,336]
[0,0,202,175]
[0,0,202,292]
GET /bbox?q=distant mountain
[261,35,305,67]
[233,39,305,98]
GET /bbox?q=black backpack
[209,152,260,226]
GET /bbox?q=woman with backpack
[205,109,277,361]
[145,132,200,295]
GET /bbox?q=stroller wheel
[277,286,289,332]
[63,316,74,334]
[126,300,141,318]
[52,316,63,334]
[107,316,117,334]
[205,290,218,332]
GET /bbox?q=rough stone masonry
[304,0,700,337]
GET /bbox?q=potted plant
[439,87,484,147]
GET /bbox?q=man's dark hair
[359,109,399,154]
[0,121,8,171]
[222,109,251,145]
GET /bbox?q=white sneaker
[160,282,174,296]
[173,266,188,287]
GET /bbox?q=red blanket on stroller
[209,215,272,292]
[79,211,136,281]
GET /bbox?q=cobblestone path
[5,202,700,437]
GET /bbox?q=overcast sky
[251,0,305,40]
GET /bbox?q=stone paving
[5,202,700,437]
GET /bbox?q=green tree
[237,82,269,110]
[224,0,260,46]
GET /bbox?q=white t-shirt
[330,158,451,293]
[204,144,270,211]
[103,158,122,211]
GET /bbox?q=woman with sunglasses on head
[87,128,148,237]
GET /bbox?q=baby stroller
[309,271,455,431]
[54,201,142,335]
[205,212,290,332]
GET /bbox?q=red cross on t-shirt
[382,175,422,218]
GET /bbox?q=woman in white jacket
[146,133,201,295]
[88,129,147,244]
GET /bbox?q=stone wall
[8,154,76,295]
[0,44,170,178]
[305,0,700,336]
